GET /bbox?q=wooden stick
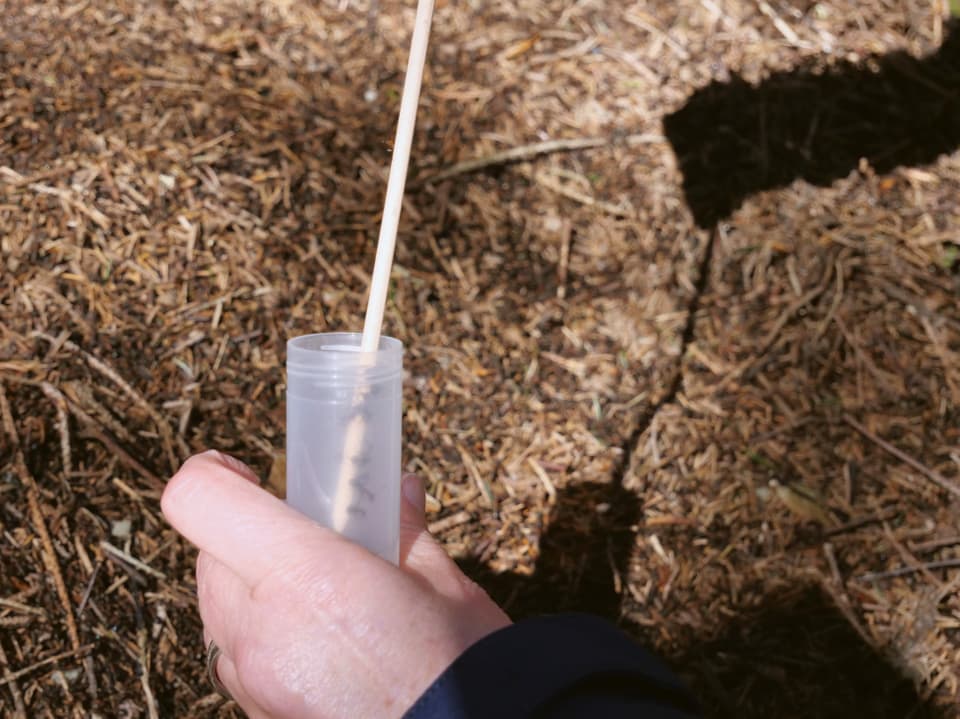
[0,644,96,688]
[0,385,83,659]
[360,0,435,351]
[843,415,960,499]
[331,0,434,543]
[421,137,608,185]
[857,559,960,583]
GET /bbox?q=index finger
[161,451,349,587]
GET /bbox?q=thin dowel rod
[361,0,435,352]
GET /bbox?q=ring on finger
[206,640,234,702]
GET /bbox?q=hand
[161,451,511,719]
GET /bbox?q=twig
[40,381,73,479]
[33,333,179,472]
[843,415,960,499]
[139,633,159,719]
[879,282,960,334]
[826,508,899,537]
[757,285,827,358]
[23,379,166,488]
[421,137,608,185]
[59,381,136,443]
[527,458,558,504]
[813,258,845,341]
[0,644,96,688]
[28,182,111,230]
[99,541,167,580]
[757,0,810,48]
[42,381,164,488]
[0,597,46,617]
[1,587,41,605]
[78,423,163,487]
[822,542,874,647]
[910,536,960,554]
[102,538,177,596]
[857,559,960,583]
[83,655,98,701]
[556,218,572,300]
[603,48,659,84]
[0,165,71,188]
[624,10,691,59]
[77,561,103,618]
[0,385,83,658]
[457,443,495,508]
[427,510,472,535]
[0,640,26,718]
[919,316,960,405]
[0,617,34,629]
[10,480,79,641]
[141,673,160,719]
[882,521,943,590]
[834,316,902,391]
[531,169,636,217]
[708,284,826,392]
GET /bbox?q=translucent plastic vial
[286,333,403,564]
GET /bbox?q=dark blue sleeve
[403,614,701,719]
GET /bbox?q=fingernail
[200,449,228,465]
[402,473,425,514]
[195,450,260,485]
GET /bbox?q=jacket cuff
[403,613,699,719]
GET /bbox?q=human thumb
[398,474,467,588]
[401,473,427,524]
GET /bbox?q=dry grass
[1,0,958,716]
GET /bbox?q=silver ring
[206,641,234,701]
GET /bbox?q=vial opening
[286,333,403,384]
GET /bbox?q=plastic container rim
[286,333,404,379]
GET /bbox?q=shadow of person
[457,480,641,623]
[458,486,943,718]
[663,20,960,228]
[676,585,943,719]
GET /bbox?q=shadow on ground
[458,481,640,620]
[677,586,941,719]
[458,481,943,719]
[664,20,960,227]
